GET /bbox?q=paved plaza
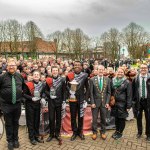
[0,118,150,150]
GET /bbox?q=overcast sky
[0,0,150,37]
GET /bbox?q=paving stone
[0,119,149,150]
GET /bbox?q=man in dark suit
[90,65,111,140]
[0,60,24,150]
[132,64,150,141]
[45,66,66,142]
[66,61,89,141]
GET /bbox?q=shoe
[136,134,142,139]
[114,132,122,140]
[112,131,118,139]
[35,137,43,143]
[78,133,85,140]
[101,134,106,140]
[146,136,150,141]
[70,133,77,141]
[8,142,14,150]
[92,133,97,140]
[13,141,20,148]
[30,139,37,145]
[55,135,62,141]
[46,136,54,142]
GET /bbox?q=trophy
[50,87,57,99]
[69,80,79,102]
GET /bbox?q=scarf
[113,77,125,89]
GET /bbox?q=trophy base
[68,98,77,102]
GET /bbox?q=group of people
[0,56,150,150]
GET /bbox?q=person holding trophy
[66,61,89,141]
[45,66,66,143]
[23,70,45,145]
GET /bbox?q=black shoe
[112,131,118,139]
[8,142,14,150]
[70,134,77,141]
[78,133,85,140]
[55,135,62,141]
[46,136,54,142]
[136,134,142,139]
[114,132,122,140]
[35,137,43,143]
[30,139,37,145]
[146,136,150,141]
[13,141,20,148]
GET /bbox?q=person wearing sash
[111,67,132,140]
[90,65,111,140]
[66,61,89,141]
[23,70,45,145]
[0,60,24,150]
[132,64,150,141]
[45,66,66,142]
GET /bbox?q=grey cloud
[0,0,150,36]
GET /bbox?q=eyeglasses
[140,67,147,69]
[8,65,16,67]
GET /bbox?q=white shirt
[139,74,147,98]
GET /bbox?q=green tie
[142,77,145,98]
[99,77,103,91]
[12,75,16,104]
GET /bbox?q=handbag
[109,88,119,107]
[109,96,115,107]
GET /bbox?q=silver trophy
[50,87,57,99]
[69,80,79,102]
[34,90,40,98]
[32,90,41,101]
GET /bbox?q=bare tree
[24,21,43,58]
[122,22,149,59]
[47,31,62,59]
[62,28,73,57]
[71,28,90,60]
[101,28,121,60]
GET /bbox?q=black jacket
[90,76,111,107]
[132,74,150,111]
[45,76,66,106]
[111,79,132,118]
[0,72,24,105]
[23,81,45,104]
[66,72,89,103]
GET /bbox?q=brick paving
[0,119,150,150]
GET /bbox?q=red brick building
[0,37,56,54]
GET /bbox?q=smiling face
[74,61,82,73]
[140,64,148,76]
[98,65,104,77]
[117,68,125,79]
[7,61,17,74]
[33,71,41,82]
[51,67,59,77]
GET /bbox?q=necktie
[142,77,145,98]
[12,75,16,104]
[99,77,103,91]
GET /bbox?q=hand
[41,98,46,104]
[91,104,96,108]
[127,109,130,112]
[62,101,66,109]
[69,90,75,95]
[32,97,40,102]
[83,101,87,109]
[105,104,110,109]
